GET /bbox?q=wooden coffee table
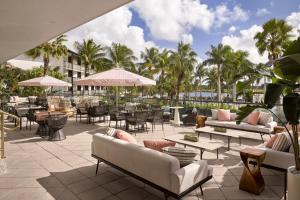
[239,148,266,195]
[164,134,224,159]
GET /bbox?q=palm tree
[254,18,292,60]
[140,47,160,79]
[26,35,67,75]
[204,67,218,97]
[156,49,172,97]
[194,62,207,99]
[74,39,107,76]
[204,44,232,101]
[170,42,197,104]
[107,43,137,70]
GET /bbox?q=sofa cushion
[272,133,291,152]
[266,134,278,148]
[258,112,273,126]
[162,146,196,167]
[116,130,137,144]
[143,140,176,151]
[217,109,230,121]
[247,111,261,125]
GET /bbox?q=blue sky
[66,0,300,64]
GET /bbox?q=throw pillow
[272,133,292,152]
[258,112,273,126]
[247,111,261,125]
[143,140,176,151]
[266,134,278,148]
[115,130,137,144]
[105,127,117,137]
[162,146,196,167]
[217,109,231,121]
[211,109,218,120]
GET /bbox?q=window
[96,86,100,90]
[68,56,72,63]
[68,70,73,77]
[68,86,73,91]
[77,72,81,79]
[84,86,88,90]
[77,57,81,65]
[91,86,94,90]
[77,86,81,91]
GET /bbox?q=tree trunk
[175,74,184,106]
[199,78,202,101]
[43,56,49,76]
[85,64,90,77]
[232,84,237,102]
[217,64,221,102]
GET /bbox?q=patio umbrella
[75,68,156,86]
[18,75,71,96]
[75,68,156,105]
[18,75,71,87]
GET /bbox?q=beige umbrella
[18,75,71,87]
[75,68,156,86]
[75,68,156,105]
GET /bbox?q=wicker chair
[147,109,164,132]
[108,106,126,128]
[126,110,149,135]
[76,107,88,122]
[87,106,107,124]
[48,115,68,141]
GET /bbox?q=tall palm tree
[26,35,68,75]
[107,43,137,71]
[140,47,160,79]
[194,62,208,99]
[204,44,232,101]
[156,49,171,97]
[74,39,107,76]
[204,67,218,95]
[254,18,292,60]
[170,42,197,104]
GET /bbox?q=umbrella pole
[115,86,118,106]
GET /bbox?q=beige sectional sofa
[91,133,213,199]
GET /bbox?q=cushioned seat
[92,133,213,198]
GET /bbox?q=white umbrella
[18,75,71,87]
[75,68,156,105]
[75,68,156,86]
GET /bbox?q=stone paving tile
[1,118,284,200]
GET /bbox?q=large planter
[288,166,300,200]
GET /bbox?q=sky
[65,0,300,64]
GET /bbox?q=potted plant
[236,39,300,199]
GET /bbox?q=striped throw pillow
[105,127,117,137]
[272,133,291,152]
[162,146,197,167]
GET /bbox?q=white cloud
[65,6,156,57]
[222,25,268,64]
[286,12,300,38]
[181,34,193,44]
[214,5,249,27]
[131,0,248,42]
[270,1,274,7]
[256,8,270,17]
[228,26,237,33]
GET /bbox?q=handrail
[0,109,20,159]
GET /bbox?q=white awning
[7,59,42,70]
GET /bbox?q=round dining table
[35,111,65,137]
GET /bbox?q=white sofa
[91,133,213,199]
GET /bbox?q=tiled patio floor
[0,118,285,200]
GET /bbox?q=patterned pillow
[105,127,117,137]
[162,146,196,167]
[266,134,278,148]
[272,132,292,152]
[258,112,273,126]
[143,140,176,151]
